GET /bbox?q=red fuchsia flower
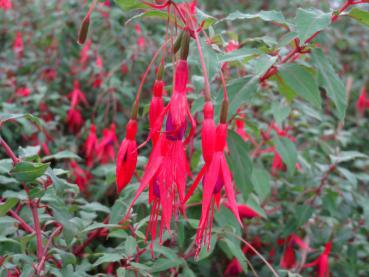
[279,234,311,270]
[99,0,111,18]
[356,86,369,116]
[66,107,84,133]
[15,87,30,97]
[304,241,332,277]
[97,123,118,164]
[0,0,12,11]
[272,151,286,175]
[125,114,190,251]
[201,101,216,164]
[149,79,164,145]
[84,124,98,167]
[237,204,260,219]
[135,24,145,48]
[68,81,88,108]
[116,119,138,193]
[225,40,240,53]
[121,63,128,77]
[195,122,242,255]
[39,102,54,122]
[79,39,92,69]
[69,161,90,192]
[13,32,24,59]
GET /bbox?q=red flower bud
[201,101,216,163]
[116,120,138,193]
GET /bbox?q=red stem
[260,0,361,82]
[31,201,43,264]
[0,136,20,165]
[8,209,34,233]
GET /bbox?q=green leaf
[223,238,248,274]
[10,161,49,182]
[273,136,297,176]
[249,54,278,78]
[218,48,262,63]
[0,198,18,216]
[222,10,287,25]
[311,48,346,120]
[348,8,369,27]
[43,150,81,161]
[18,146,40,159]
[0,113,42,127]
[251,168,271,202]
[93,253,125,266]
[227,77,258,117]
[114,0,147,11]
[277,63,321,108]
[271,102,291,126]
[283,205,314,236]
[330,151,367,164]
[294,8,331,43]
[150,258,184,273]
[117,268,126,277]
[227,131,253,200]
[196,8,217,28]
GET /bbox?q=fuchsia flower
[41,68,57,82]
[0,0,12,11]
[97,123,118,164]
[201,101,216,163]
[304,241,332,277]
[68,81,88,107]
[237,204,260,219]
[149,79,164,145]
[116,119,138,193]
[356,87,369,115]
[15,87,30,97]
[125,113,190,250]
[279,233,311,269]
[70,161,90,192]
[84,124,98,167]
[92,53,104,88]
[225,40,240,52]
[13,32,24,59]
[272,151,286,175]
[66,108,84,133]
[195,123,242,254]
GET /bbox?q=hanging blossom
[13,32,24,59]
[135,24,145,48]
[79,39,92,69]
[66,81,88,133]
[116,119,138,193]
[0,0,12,11]
[186,100,242,256]
[15,87,31,97]
[304,241,332,277]
[279,233,311,270]
[97,123,118,164]
[356,86,369,116]
[84,124,98,167]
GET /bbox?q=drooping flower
[84,124,98,167]
[237,204,260,219]
[13,32,24,59]
[125,114,190,249]
[15,87,30,97]
[68,81,88,108]
[66,108,84,133]
[201,101,216,163]
[356,86,369,116]
[225,40,240,53]
[97,123,118,164]
[304,241,332,277]
[0,0,12,11]
[195,122,242,254]
[116,119,138,193]
[280,233,311,270]
[149,79,164,145]
[93,53,104,88]
[272,151,286,175]
[70,161,90,191]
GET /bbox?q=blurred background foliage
[0,0,369,276]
